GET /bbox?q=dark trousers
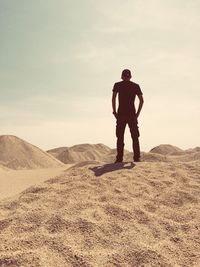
[115,115,140,161]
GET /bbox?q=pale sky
[1,0,200,152]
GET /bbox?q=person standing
[112,69,144,163]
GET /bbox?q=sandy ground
[0,165,73,201]
[0,160,200,266]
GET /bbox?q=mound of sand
[48,143,200,164]
[47,141,200,165]
[149,145,200,162]
[0,160,199,266]
[47,144,134,164]
[150,144,183,155]
[0,135,64,170]
[47,143,112,163]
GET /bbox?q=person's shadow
[89,162,135,177]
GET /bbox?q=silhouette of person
[112,69,144,163]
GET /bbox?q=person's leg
[127,116,140,161]
[115,116,127,161]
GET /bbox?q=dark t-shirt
[112,80,143,116]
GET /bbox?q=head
[121,69,132,81]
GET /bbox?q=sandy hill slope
[48,143,200,164]
[150,144,183,155]
[47,143,113,163]
[0,135,64,170]
[186,147,200,153]
[149,145,200,162]
[0,160,199,266]
[48,144,134,164]
[46,147,68,159]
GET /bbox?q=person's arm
[136,94,144,118]
[112,91,118,118]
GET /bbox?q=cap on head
[121,69,132,79]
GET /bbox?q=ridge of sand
[47,143,113,163]
[0,135,64,170]
[0,160,199,266]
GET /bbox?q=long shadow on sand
[89,162,135,177]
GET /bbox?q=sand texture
[0,159,200,267]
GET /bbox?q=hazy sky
[1,0,200,152]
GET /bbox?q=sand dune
[47,143,112,163]
[47,143,137,164]
[149,145,200,162]
[0,135,64,169]
[0,159,199,266]
[149,144,183,155]
[48,143,200,164]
